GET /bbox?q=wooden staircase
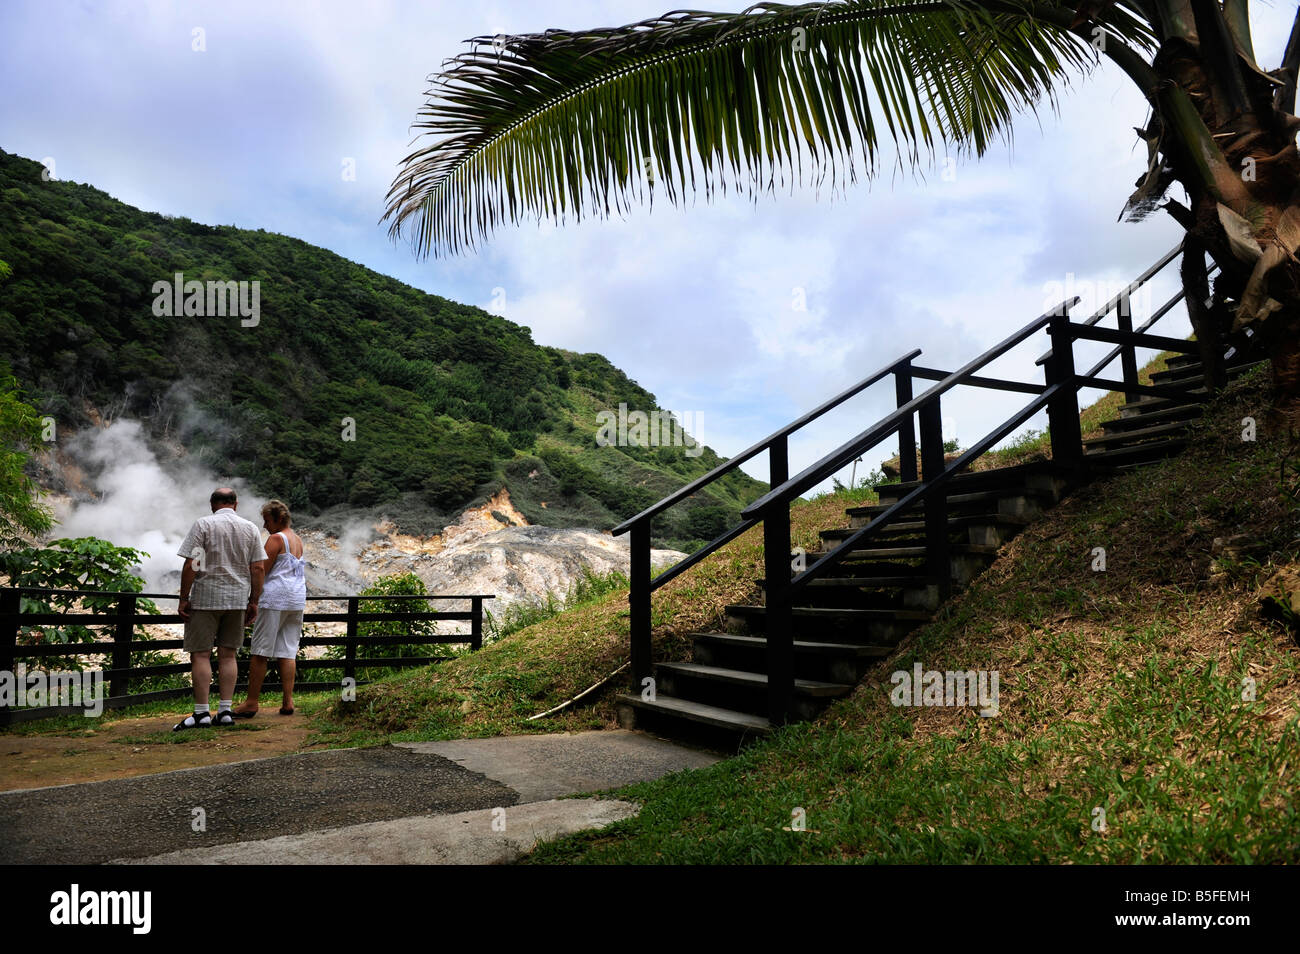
[1082,350,1262,468]
[612,243,1264,750]
[618,352,1260,747]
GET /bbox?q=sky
[1,0,1295,494]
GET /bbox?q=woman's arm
[263,531,284,574]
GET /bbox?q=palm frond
[384,0,1158,257]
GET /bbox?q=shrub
[319,572,465,682]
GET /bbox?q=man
[173,487,267,730]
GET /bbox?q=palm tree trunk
[1149,0,1300,419]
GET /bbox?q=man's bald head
[210,487,238,511]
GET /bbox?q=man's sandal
[279,707,294,716]
[213,710,236,727]
[232,709,257,719]
[173,711,213,731]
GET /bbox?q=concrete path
[0,730,717,864]
[116,799,640,865]
[399,729,719,801]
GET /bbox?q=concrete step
[1117,359,1264,418]
[804,574,935,588]
[1084,437,1187,466]
[725,604,931,624]
[1100,403,1202,433]
[1150,357,1263,385]
[875,460,1070,503]
[1117,391,1207,417]
[692,633,892,684]
[757,575,939,610]
[659,662,851,696]
[829,544,999,559]
[804,543,998,587]
[1083,419,1196,448]
[856,487,1062,522]
[725,603,930,645]
[823,513,1031,548]
[654,662,853,721]
[616,693,772,737]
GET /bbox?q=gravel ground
[0,745,517,864]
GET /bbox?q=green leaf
[384,1,1156,257]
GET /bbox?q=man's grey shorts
[183,609,246,653]
[250,608,304,659]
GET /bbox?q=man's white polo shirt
[177,508,268,610]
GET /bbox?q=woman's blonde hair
[261,499,292,527]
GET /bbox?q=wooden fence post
[895,360,918,483]
[764,501,793,727]
[111,592,135,702]
[344,597,358,685]
[1117,292,1139,405]
[1047,314,1084,476]
[629,522,651,693]
[471,596,483,651]
[765,434,793,725]
[919,398,950,599]
[0,589,17,725]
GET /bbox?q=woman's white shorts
[250,608,304,659]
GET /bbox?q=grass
[1,691,339,739]
[114,722,272,744]
[484,566,631,642]
[523,362,1300,863]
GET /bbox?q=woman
[233,499,306,717]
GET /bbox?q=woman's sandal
[279,707,294,716]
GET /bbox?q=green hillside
[0,150,762,545]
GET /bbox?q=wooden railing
[0,588,491,724]
[621,242,1224,724]
[611,349,923,699]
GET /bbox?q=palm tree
[383,1,1300,412]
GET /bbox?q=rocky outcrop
[296,491,684,625]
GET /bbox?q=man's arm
[177,521,203,621]
[245,562,265,625]
[178,558,196,621]
[249,562,265,603]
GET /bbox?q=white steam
[51,419,266,595]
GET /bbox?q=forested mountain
[0,150,763,547]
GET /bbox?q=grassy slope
[519,363,1299,862]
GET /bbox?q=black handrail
[1034,241,1184,366]
[791,382,1064,591]
[743,300,1079,517]
[611,348,921,534]
[1078,262,1223,391]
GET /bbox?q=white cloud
[3,0,1288,497]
